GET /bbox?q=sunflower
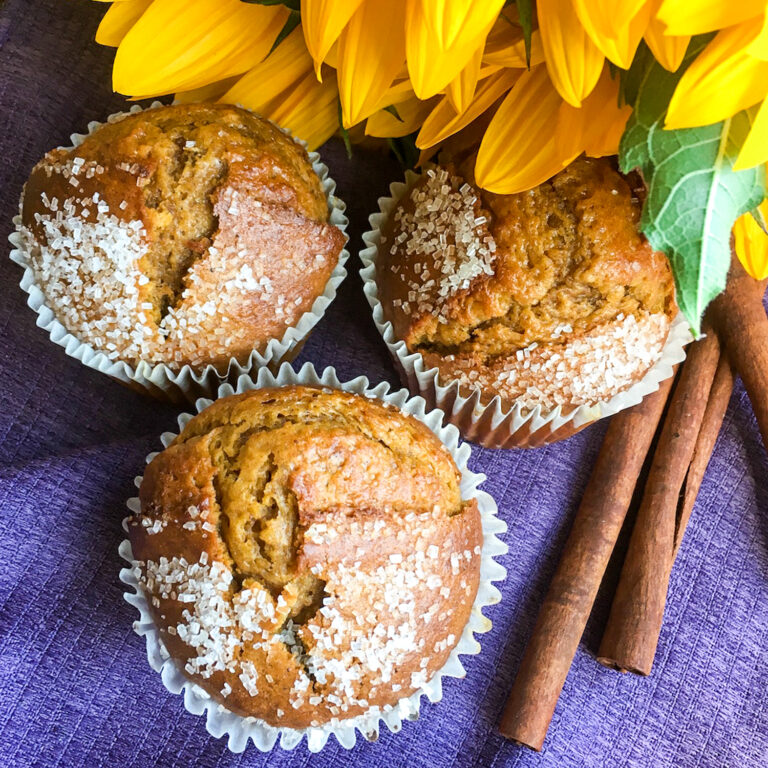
[93,0,768,284]
[95,2,627,186]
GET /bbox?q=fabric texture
[1,2,767,766]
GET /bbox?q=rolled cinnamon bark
[711,259,768,453]
[597,329,720,675]
[499,376,675,751]
[674,354,734,556]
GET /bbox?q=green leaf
[241,0,301,9]
[514,0,533,69]
[387,135,420,169]
[749,205,768,235]
[270,10,300,53]
[619,39,767,336]
[618,43,654,108]
[383,104,404,123]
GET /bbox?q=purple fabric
[2,2,767,766]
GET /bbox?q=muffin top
[378,157,676,410]
[19,104,345,370]
[128,386,482,729]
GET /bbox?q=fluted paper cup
[360,170,691,449]
[9,102,349,405]
[119,361,508,752]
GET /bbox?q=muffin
[127,385,483,729]
[16,103,346,374]
[368,157,681,446]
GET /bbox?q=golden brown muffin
[127,386,482,729]
[377,157,676,411]
[19,104,345,370]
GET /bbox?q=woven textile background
[1,2,767,766]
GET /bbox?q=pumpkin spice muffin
[17,103,346,372]
[127,385,483,729]
[376,157,676,414]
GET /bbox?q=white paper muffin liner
[8,102,349,404]
[360,170,692,449]
[118,361,508,752]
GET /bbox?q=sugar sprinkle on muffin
[128,386,482,728]
[378,157,676,411]
[19,104,345,371]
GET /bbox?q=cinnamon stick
[597,329,720,675]
[499,377,674,751]
[711,257,768,453]
[674,354,734,556]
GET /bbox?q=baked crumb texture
[20,104,345,371]
[128,386,482,729]
[378,158,676,411]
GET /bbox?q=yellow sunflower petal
[644,4,690,72]
[338,0,407,128]
[746,13,768,60]
[373,78,418,111]
[96,0,153,47]
[666,22,768,129]
[538,0,604,107]
[656,0,766,36]
[572,0,650,69]
[572,0,647,44]
[446,44,484,113]
[219,27,313,113]
[264,69,340,150]
[475,65,577,194]
[582,108,632,158]
[478,61,503,79]
[558,67,632,157]
[300,0,365,79]
[113,0,288,97]
[483,16,545,68]
[175,76,240,104]
[734,96,768,170]
[416,68,520,148]
[216,27,337,148]
[365,95,439,137]
[323,39,339,69]
[418,0,506,53]
[420,95,507,165]
[733,197,768,279]
[406,0,498,99]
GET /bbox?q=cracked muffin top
[377,157,677,411]
[127,386,482,729]
[19,103,346,371]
